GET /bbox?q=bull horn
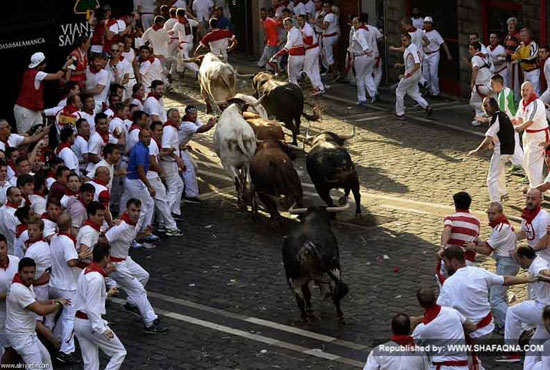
[326,200,351,213]
[181,57,201,63]
[288,202,308,215]
[338,125,356,141]
[302,121,314,149]
[250,95,266,107]
[237,72,256,78]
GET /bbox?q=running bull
[198,53,237,114]
[282,202,350,324]
[252,72,319,146]
[305,125,361,217]
[250,140,303,225]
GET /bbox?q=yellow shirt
[511,41,539,72]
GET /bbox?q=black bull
[250,140,303,224]
[306,131,361,217]
[282,205,349,323]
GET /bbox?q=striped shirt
[444,211,481,262]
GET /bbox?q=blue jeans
[490,256,519,327]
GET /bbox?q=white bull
[213,102,257,208]
[198,53,237,114]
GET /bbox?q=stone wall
[456,0,482,97]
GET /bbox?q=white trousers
[395,73,429,116]
[304,47,324,91]
[121,178,155,230]
[373,57,382,89]
[525,69,541,95]
[354,54,376,101]
[149,176,178,230]
[8,332,52,368]
[109,257,157,325]
[422,51,441,96]
[487,151,511,201]
[181,150,199,198]
[523,130,547,187]
[13,104,43,134]
[167,39,179,75]
[160,161,184,216]
[35,284,54,329]
[287,55,304,86]
[49,287,76,354]
[511,131,524,167]
[469,84,492,116]
[321,35,337,69]
[540,88,550,105]
[177,43,199,74]
[75,318,126,370]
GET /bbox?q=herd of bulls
[197,53,362,324]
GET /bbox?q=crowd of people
[0,1,228,368]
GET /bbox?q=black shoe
[123,302,141,317]
[425,106,433,117]
[55,351,81,364]
[184,197,202,204]
[144,319,169,334]
[171,213,185,221]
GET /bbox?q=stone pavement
[59,53,537,369]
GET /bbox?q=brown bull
[243,112,285,141]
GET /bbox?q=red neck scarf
[152,136,161,147]
[22,194,31,207]
[409,26,417,33]
[12,273,30,287]
[5,202,19,209]
[83,219,101,232]
[129,124,141,133]
[58,231,76,244]
[89,65,103,74]
[7,160,16,173]
[391,334,415,347]
[147,92,160,100]
[422,304,442,324]
[41,212,54,222]
[489,215,510,228]
[522,206,541,224]
[25,238,45,249]
[152,23,163,31]
[0,256,9,269]
[77,133,90,141]
[133,94,144,104]
[178,17,189,24]
[97,129,109,144]
[358,25,368,31]
[34,189,46,197]
[475,52,486,59]
[120,212,137,226]
[16,224,27,238]
[522,93,538,112]
[114,113,126,121]
[164,121,178,129]
[55,141,72,155]
[65,188,79,197]
[85,262,108,277]
[94,178,108,186]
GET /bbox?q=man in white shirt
[410,7,423,29]
[77,94,97,133]
[137,46,164,93]
[422,17,452,98]
[86,114,117,174]
[513,81,549,187]
[469,42,492,126]
[62,183,95,231]
[76,202,104,258]
[5,257,68,367]
[143,80,167,122]
[143,16,172,84]
[0,235,19,362]
[394,33,432,120]
[517,188,550,260]
[179,106,215,202]
[105,198,168,333]
[297,14,324,95]
[85,54,110,114]
[488,33,508,86]
[57,127,80,175]
[194,18,238,62]
[497,246,550,364]
[136,0,157,30]
[316,1,340,80]
[0,119,49,153]
[73,242,126,370]
[49,213,90,364]
[162,108,185,218]
[348,15,375,106]
[0,187,22,254]
[73,118,90,174]
[271,18,305,85]
[164,8,180,78]
[469,32,489,56]
[364,313,429,369]
[463,202,518,332]
[192,0,214,38]
[539,46,550,107]
[170,8,201,77]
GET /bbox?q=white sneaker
[471,120,482,127]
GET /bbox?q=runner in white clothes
[517,188,550,261]
[0,235,19,364]
[271,18,305,85]
[469,42,492,126]
[0,187,22,254]
[297,14,324,95]
[136,0,157,30]
[394,33,432,120]
[411,287,473,370]
[422,17,452,98]
[169,8,201,77]
[49,213,91,364]
[179,106,216,202]
[105,198,168,334]
[512,81,549,187]
[539,45,550,107]
[149,122,183,236]
[497,246,550,364]
[161,108,185,218]
[349,15,375,106]
[137,46,164,94]
[164,8,180,79]
[84,54,110,114]
[76,201,105,260]
[487,33,508,87]
[194,18,238,62]
[5,257,68,367]
[316,1,340,80]
[142,16,171,67]
[143,80,167,122]
[73,242,126,370]
[57,127,80,175]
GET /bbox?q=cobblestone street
[65,55,535,370]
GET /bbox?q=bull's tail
[236,129,255,158]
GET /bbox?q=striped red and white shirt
[444,210,481,262]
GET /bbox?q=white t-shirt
[143,96,167,122]
[58,146,80,175]
[365,25,383,57]
[162,125,180,161]
[5,282,36,334]
[86,132,113,173]
[403,44,421,76]
[73,269,107,334]
[77,111,96,133]
[437,266,504,338]
[0,134,25,152]
[49,233,79,291]
[323,13,339,35]
[521,209,550,261]
[142,27,171,58]
[85,67,110,105]
[364,342,429,370]
[0,205,18,253]
[349,28,370,55]
[139,58,163,92]
[24,240,51,282]
[126,127,141,154]
[105,58,132,85]
[61,195,87,229]
[147,139,160,179]
[105,220,140,260]
[42,218,57,240]
[411,17,423,30]
[179,119,203,146]
[409,28,424,51]
[471,54,491,85]
[486,222,517,258]
[528,256,550,305]
[0,255,20,332]
[72,135,88,172]
[76,223,100,253]
[515,99,548,131]
[136,0,156,13]
[304,0,315,15]
[192,0,214,21]
[88,159,115,191]
[488,44,507,73]
[423,29,444,53]
[171,19,199,44]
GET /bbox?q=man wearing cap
[422,16,452,98]
[179,106,215,202]
[14,53,73,134]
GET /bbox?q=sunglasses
[111,49,120,52]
